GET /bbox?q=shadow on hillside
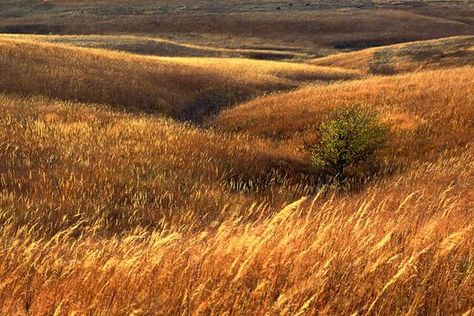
[1,24,62,34]
[181,88,256,122]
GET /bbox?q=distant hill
[310,36,474,74]
[1,0,473,56]
[2,34,309,60]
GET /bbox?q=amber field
[0,1,474,314]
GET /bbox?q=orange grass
[0,144,472,314]
[0,93,321,236]
[0,36,473,314]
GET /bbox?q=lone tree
[309,105,389,182]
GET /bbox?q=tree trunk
[335,165,345,183]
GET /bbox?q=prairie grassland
[310,36,474,74]
[0,33,473,314]
[215,66,474,168]
[0,139,472,314]
[0,37,359,119]
[0,93,321,236]
[1,76,473,314]
[2,2,473,52]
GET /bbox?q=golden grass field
[0,5,474,314]
[1,34,310,60]
[1,90,473,314]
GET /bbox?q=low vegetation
[0,29,473,314]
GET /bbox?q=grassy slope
[0,37,359,120]
[0,93,317,235]
[214,66,474,167]
[0,94,472,314]
[310,36,474,74]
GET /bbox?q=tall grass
[0,93,318,236]
[215,66,474,168]
[0,36,473,315]
[0,146,472,314]
[0,88,472,314]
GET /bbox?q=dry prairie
[1,34,309,60]
[0,92,472,314]
[310,36,474,74]
[2,1,474,55]
[0,14,473,315]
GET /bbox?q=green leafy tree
[309,105,389,182]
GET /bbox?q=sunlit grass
[215,66,474,168]
[0,35,473,315]
[0,144,472,314]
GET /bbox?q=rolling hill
[310,36,474,74]
[0,7,473,315]
[214,66,474,167]
[2,34,310,60]
[1,1,473,55]
[0,36,360,120]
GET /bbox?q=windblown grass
[0,93,318,236]
[0,142,472,314]
[0,35,473,315]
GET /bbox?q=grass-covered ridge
[0,37,360,120]
[1,34,310,60]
